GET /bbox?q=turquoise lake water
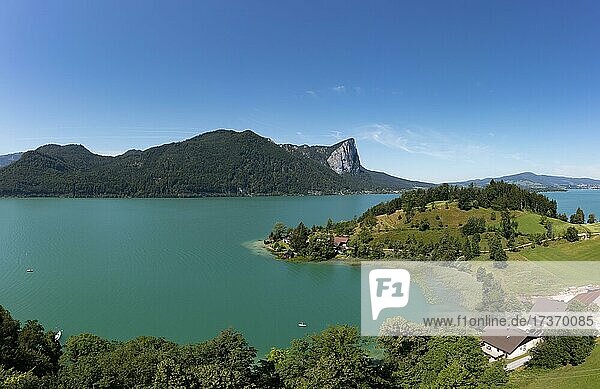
[0,195,395,355]
[1,189,597,355]
[543,189,600,218]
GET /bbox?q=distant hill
[0,130,430,197]
[0,152,22,168]
[452,172,600,191]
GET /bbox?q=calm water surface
[0,195,395,355]
[3,190,595,354]
[542,189,600,217]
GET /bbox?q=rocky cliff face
[280,136,431,189]
[326,139,361,174]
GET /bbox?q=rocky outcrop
[280,136,432,189]
[326,139,361,174]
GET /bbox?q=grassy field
[582,223,600,234]
[372,202,594,251]
[515,235,600,261]
[513,212,574,236]
[510,343,600,389]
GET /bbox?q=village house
[481,298,567,361]
[333,236,350,252]
[481,328,542,361]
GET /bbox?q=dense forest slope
[0,130,429,197]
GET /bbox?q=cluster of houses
[265,234,351,259]
[481,286,600,362]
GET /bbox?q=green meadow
[371,202,600,257]
[510,343,600,389]
[513,236,600,261]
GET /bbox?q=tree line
[2,305,597,388]
[0,304,507,388]
[360,181,558,221]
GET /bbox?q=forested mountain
[0,152,22,167]
[0,130,429,197]
[452,172,600,190]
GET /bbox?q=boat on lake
[26,268,34,273]
[298,322,307,327]
[54,330,62,342]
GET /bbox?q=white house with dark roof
[481,328,542,360]
[481,298,567,361]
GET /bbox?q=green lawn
[517,236,600,261]
[372,203,600,260]
[514,212,573,236]
[510,343,600,389]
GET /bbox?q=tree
[570,208,585,224]
[471,233,481,257]
[273,325,375,389]
[16,320,62,377]
[349,228,374,258]
[59,333,115,388]
[0,367,44,389]
[564,226,579,242]
[60,329,258,389]
[306,232,335,261]
[0,305,20,369]
[269,222,287,241]
[460,217,486,236]
[379,336,507,388]
[489,234,507,268]
[153,358,189,388]
[326,218,334,231]
[462,239,473,260]
[431,231,461,261]
[588,213,597,224]
[289,222,309,253]
[362,213,377,228]
[500,209,518,239]
[529,336,595,368]
[183,329,257,388]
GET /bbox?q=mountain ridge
[281,138,431,190]
[452,171,600,190]
[0,130,430,197]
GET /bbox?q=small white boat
[298,322,307,328]
[54,330,62,342]
[26,268,34,273]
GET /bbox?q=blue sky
[1,0,598,182]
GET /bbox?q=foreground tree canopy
[0,305,595,388]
